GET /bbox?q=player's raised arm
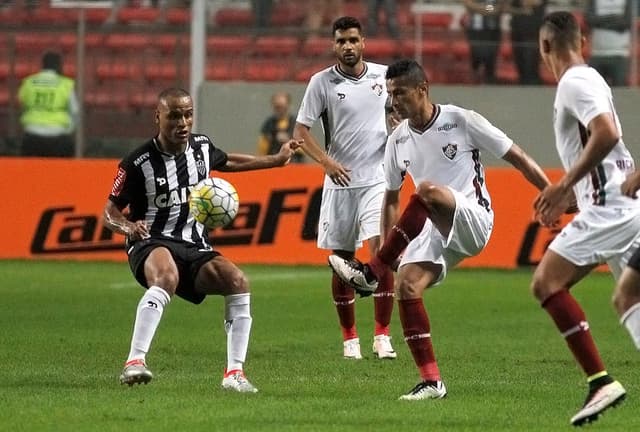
[220,140,296,172]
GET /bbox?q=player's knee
[396,278,424,299]
[415,181,447,208]
[228,270,250,294]
[148,271,179,294]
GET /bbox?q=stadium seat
[343,2,366,22]
[301,36,332,57]
[402,39,447,58]
[496,61,518,84]
[213,7,253,27]
[15,61,39,79]
[95,63,143,82]
[0,88,9,107]
[294,61,331,82]
[499,42,513,61]
[105,34,153,52]
[116,7,160,24]
[0,63,9,81]
[84,8,111,25]
[451,40,470,60]
[206,61,237,81]
[207,35,252,55]
[363,38,397,61]
[252,36,299,57]
[25,7,76,25]
[0,7,27,26]
[129,90,158,111]
[14,33,56,54]
[144,63,180,83]
[270,3,305,26]
[85,89,128,108]
[245,60,290,81]
[165,8,190,25]
[418,12,454,30]
[155,34,189,54]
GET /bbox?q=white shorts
[548,206,640,280]
[401,187,494,284]
[317,183,385,251]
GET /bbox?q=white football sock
[224,293,252,372]
[620,302,640,350]
[126,286,171,363]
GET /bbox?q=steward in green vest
[18,51,78,157]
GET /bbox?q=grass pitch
[0,260,638,431]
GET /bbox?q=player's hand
[127,220,150,240]
[621,171,640,199]
[565,190,579,214]
[323,158,351,187]
[533,182,572,227]
[276,140,297,165]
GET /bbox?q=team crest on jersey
[371,83,383,96]
[196,159,206,176]
[442,143,457,160]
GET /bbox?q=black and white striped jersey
[108,133,228,249]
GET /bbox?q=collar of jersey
[408,104,441,134]
[334,62,368,81]
[153,136,191,157]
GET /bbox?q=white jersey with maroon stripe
[296,62,389,189]
[384,104,512,212]
[553,65,638,209]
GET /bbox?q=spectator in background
[305,0,343,37]
[258,91,305,163]
[585,0,632,86]
[508,0,547,85]
[18,51,78,157]
[251,0,273,36]
[367,0,399,39]
[462,0,507,84]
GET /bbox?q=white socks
[224,293,252,372]
[126,286,171,363]
[620,302,640,350]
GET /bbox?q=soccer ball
[188,177,239,229]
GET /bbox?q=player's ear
[541,39,551,54]
[154,110,159,124]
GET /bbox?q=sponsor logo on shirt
[133,152,150,167]
[193,135,208,142]
[337,93,346,100]
[111,167,127,196]
[437,122,458,132]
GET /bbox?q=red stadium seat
[252,36,299,57]
[363,38,396,60]
[129,90,158,111]
[15,33,56,54]
[0,63,9,81]
[25,7,76,25]
[213,8,253,27]
[496,61,518,84]
[206,61,237,81]
[0,88,9,107]
[245,60,290,81]
[419,12,453,30]
[451,40,470,60]
[270,3,305,26]
[499,42,513,61]
[105,34,153,52]
[155,34,189,54]
[95,63,142,82]
[402,39,447,58]
[117,7,160,24]
[84,8,111,25]
[144,63,179,82]
[207,35,252,55]
[294,61,331,82]
[302,36,332,57]
[0,7,27,26]
[165,8,190,25]
[15,61,39,79]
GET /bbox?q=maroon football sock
[332,273,357,340]
[373,267,395,335]
[542,290,606,376]
[369,194,429,279]
[399,298,440,381]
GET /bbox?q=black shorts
[127,237,220,304]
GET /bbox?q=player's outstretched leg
[120,359,153,386]
[328,255,379,295]
[570,379,626,426]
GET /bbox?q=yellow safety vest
[18,70,75,129]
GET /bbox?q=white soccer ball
[188,177,239,229]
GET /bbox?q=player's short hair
[42,51,62,73]
[386,59,429,85]
[541,11,581,50]
[158,87,190,104]
[332,16,362,36]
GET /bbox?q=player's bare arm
[535,113,620,224]
[221,140,295,171]
[293,122,351,186]
[501,143,551,191]
[622,170,640,198]
[103,201,149,240]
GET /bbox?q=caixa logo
[30,188,323,254]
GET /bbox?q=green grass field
[1,260,638,431]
